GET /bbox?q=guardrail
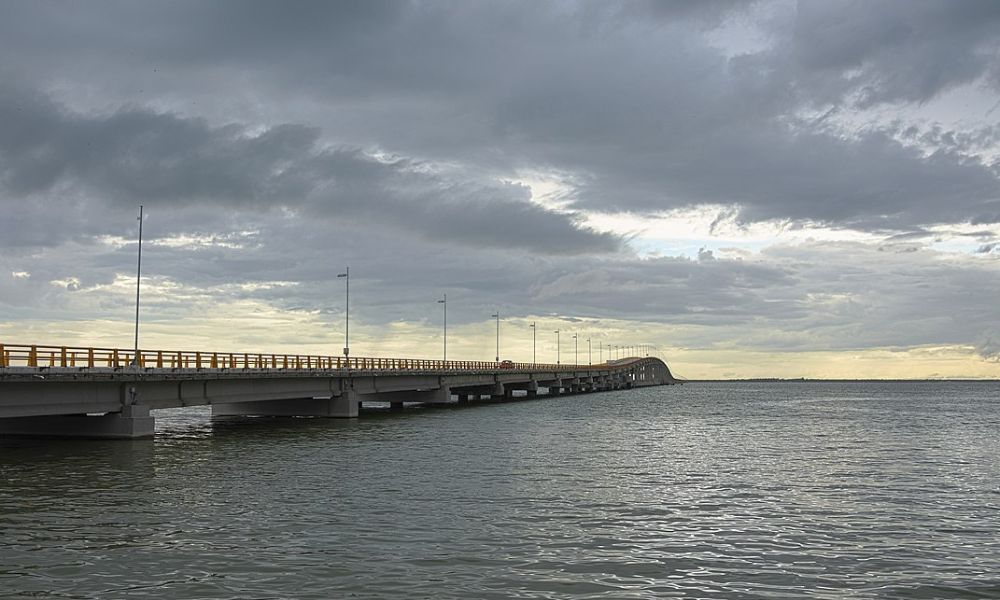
[0,343,628,373]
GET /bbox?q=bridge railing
[0,343,634,373]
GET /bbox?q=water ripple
[2,381,1000,598]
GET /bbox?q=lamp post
[529,322,536,365]
[132,205,143,367]
[491,310,500,363]
[337,267,350,358]
[438,294,447,362]
[587,337,592,365]
[572,333,578,366]
[599,339,603,364]
[554,329,561,365]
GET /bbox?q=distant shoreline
[684,378,1000,383]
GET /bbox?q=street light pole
[587,337,592,365]
[529,322,536,365]
[132,204,143,367]
[337,267,350,358]
[491,311,500,362]
[438,294,447,362]
[554,329,560,364]
[599,339,603,364]
[573,333,578,366]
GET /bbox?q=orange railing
[0,343,630,373]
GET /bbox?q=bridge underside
[0,358,677,439]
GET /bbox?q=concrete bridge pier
[422,386,452,406]
[491,383,505,402]
[0,404,155,439]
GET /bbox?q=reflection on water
[2,382,1000,598]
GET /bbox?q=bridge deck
[0,342,677,439]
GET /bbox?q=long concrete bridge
[0,343,678,439]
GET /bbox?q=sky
[1,0,999,379]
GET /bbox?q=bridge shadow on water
[152,390,570,442]
[0,388,603,462]
[150,398,499,442]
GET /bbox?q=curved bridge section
[0,343,679,439]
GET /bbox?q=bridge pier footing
[0,404,155,439]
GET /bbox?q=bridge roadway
[0,343,678,439]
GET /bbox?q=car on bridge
[499,360,515,369]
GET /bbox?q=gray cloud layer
[4,1,997,232]
[1,1,999,367]
[0,84,619,254]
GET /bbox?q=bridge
[0,343,678,439]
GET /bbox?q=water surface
[2,381,999,598]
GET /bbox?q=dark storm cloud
[4,1,999,234]
[784,0,1000,107]
[0,84,316,206]
[624,0,753,24]
[0,84,619,254]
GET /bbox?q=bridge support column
[332,390,360,417]
[490,383,505,402]
[0,404,155,439]
[427,386,452,405]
